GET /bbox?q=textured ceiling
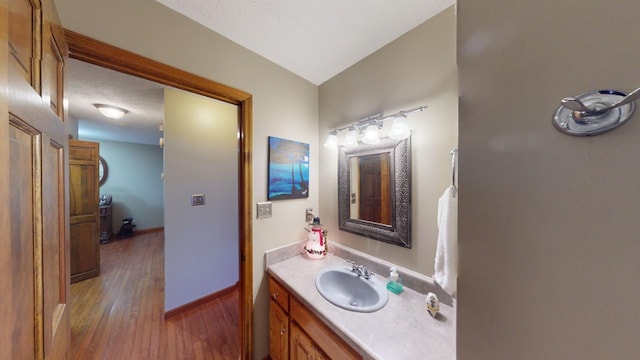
[155,0,455,85]
[69,1,455,144]
[66,58,165,145]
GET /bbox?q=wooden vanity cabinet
[269,277,290,360]
[268,276,361,360]
[290,322,321,360]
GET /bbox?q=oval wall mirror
[99,156,108,186]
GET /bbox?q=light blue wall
[82,138,164,233]
[163,89,239,311]
[67,115,79,139]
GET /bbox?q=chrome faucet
[346,260,374,280]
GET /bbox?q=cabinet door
[290,323,317,360]
[69,140,100,283]
[269,300,289,360]
[290,298,361,360]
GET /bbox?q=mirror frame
[99,156,108,186]
[338,136,411,248]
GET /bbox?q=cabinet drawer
[269,277,290,312]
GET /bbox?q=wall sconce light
[323,105,426,149]
[94,104,129,119]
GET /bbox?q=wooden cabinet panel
[4,0,70,358]
[42,0,66,119]
[269,276,361,360]
[42,140,70,359]
[269,297,289,360]
[70,221,99,282]
[290,323,317,360]
[43,35,64,117]
[290,298,361,360]
[69,144,98,163]
[9,121,37,360]
[69,145,98,216]
[269,276,290,311]
[69,140,100,283]
[9,0,39,89]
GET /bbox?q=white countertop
[267,252,456,360]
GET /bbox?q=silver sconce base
[553,89,635,136]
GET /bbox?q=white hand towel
[434,185,458,295]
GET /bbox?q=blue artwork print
[268,137,309,200]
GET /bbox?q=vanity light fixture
[342,127,359,148]
[323,130,338,149]
[388,113,411,140]
[323,105,426,149]
[362,124,381,144]
[94,104,129,119]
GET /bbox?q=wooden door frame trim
[63,30,254,359]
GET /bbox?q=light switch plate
[191,194,205,206]
[257,202,272,219]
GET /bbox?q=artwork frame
[268,136,310,200]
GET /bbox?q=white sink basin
[315,266,389,313]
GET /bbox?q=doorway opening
[65,30,254,358]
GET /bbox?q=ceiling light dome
[94,104,129,119]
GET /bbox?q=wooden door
[358,153,391,224]
[1,0,70,358]
[69,140,100,283]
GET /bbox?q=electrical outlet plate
[191,194,205,206]
[257,202,272,219]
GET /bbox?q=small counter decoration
[304,217,327,259]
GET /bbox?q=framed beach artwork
[268,136,310,200]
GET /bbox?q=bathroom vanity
[266,242,456,360]
[269,276,361,359]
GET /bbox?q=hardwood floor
[70,231,240,359]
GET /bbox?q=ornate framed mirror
[338,136,411,247]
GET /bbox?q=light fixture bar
[327,105,427,134]
[322,105,426,149]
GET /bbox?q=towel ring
[450,149,458,194]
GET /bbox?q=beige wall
[54,0,318,357]
[458,1,640,359]
[319,7,458,276]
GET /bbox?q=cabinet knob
[272,292,279,300]
[280,328,286,336]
